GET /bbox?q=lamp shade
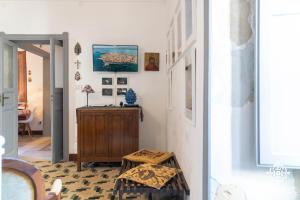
[82,85,95,94]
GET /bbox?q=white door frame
[0,32,69,161]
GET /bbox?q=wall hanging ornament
[74,42,82,55]
[75,71,81,81]
[82,84,95,107]
[74,60,81,69]
[125,88,137,105]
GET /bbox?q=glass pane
[3,44,13,89]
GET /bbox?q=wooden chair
[2,158,62,200]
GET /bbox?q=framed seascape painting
[93,45,138,72]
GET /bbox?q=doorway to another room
[0,33,69,163]
[17,45,52,161]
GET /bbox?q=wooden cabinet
[76,107,140,171]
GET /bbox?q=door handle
[1,94,9,107]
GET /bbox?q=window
[257,0,300,168]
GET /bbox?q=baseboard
[32,131,43,135]
[18,130,43,135]
[69,154,77,161]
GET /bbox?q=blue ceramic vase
[125,88,137,105]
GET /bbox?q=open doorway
[17,45,52,161]
[0,33,69,163]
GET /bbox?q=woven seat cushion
[118,164,180,189]
[123,149,173,164]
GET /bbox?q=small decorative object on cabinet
[125,88,137,105]
[74,42,82,55]
[76,107,141,171]
[82,85,95,107]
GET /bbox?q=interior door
[50,38,63,163]
[0,37,18,157]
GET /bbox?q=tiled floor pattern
[31,160,142,200]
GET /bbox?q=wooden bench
[111,155,190,200]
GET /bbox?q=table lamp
[82,85,95,107]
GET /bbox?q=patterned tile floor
[31,160,142,200]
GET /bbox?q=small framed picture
[102,88,113,96]
[117,88,128,96]
[102,77,113,85]
[144,53,160,71]
[117,77,128,85]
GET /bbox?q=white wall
[0,0,168,153]
[26,52,43,131]
[166,0,204,199]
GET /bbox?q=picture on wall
[117,88,128,96]
[102,88,113,96]
[93,45,138,72]
[185,47,196,126]
[102,77,113,85]
[144,53,160,71]
[117,77,128,85]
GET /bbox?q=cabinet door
[109,111,139,159]
[80,114,95,157]
[95,114,109,157]
[122,111,139,155]
[109,113,124,158]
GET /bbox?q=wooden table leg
[148,193,153,200]
[118,192,123,200]
[178,192,184,200]
[110,194,115,200]
[77,161,81,171]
